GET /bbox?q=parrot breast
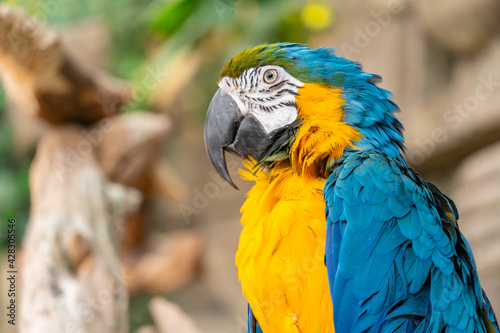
[236,159,334,333]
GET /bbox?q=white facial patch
[218,66,304,133]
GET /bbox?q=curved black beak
[204,89,242,189]
[204,89,274,189]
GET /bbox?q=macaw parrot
[204,43,499,333]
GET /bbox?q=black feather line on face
[276,88,299,97]
[268,80,288,90]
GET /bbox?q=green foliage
[0,88,31,249]
[129,294,155,331]
[148,0,198,37]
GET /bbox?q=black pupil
[266,71,275,81]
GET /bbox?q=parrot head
[204,43,405,188]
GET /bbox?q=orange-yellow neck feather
[292,83,361,179]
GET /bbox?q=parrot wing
[324,150,499,333]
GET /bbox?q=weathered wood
[0,5,129,125]
[20,125,141,333]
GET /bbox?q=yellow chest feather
[236,161,334,333]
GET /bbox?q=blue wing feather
[324,150,499,333]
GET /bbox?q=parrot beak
[204,89,242,189]
[204,88,273,189]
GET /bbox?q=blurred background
[1,0,500,332]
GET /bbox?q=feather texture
[237,159,334,332]
[324,151,499,333]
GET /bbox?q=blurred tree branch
[0,5,129,125]
[21,125,141,333]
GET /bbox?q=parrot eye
[263,69,278,84]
